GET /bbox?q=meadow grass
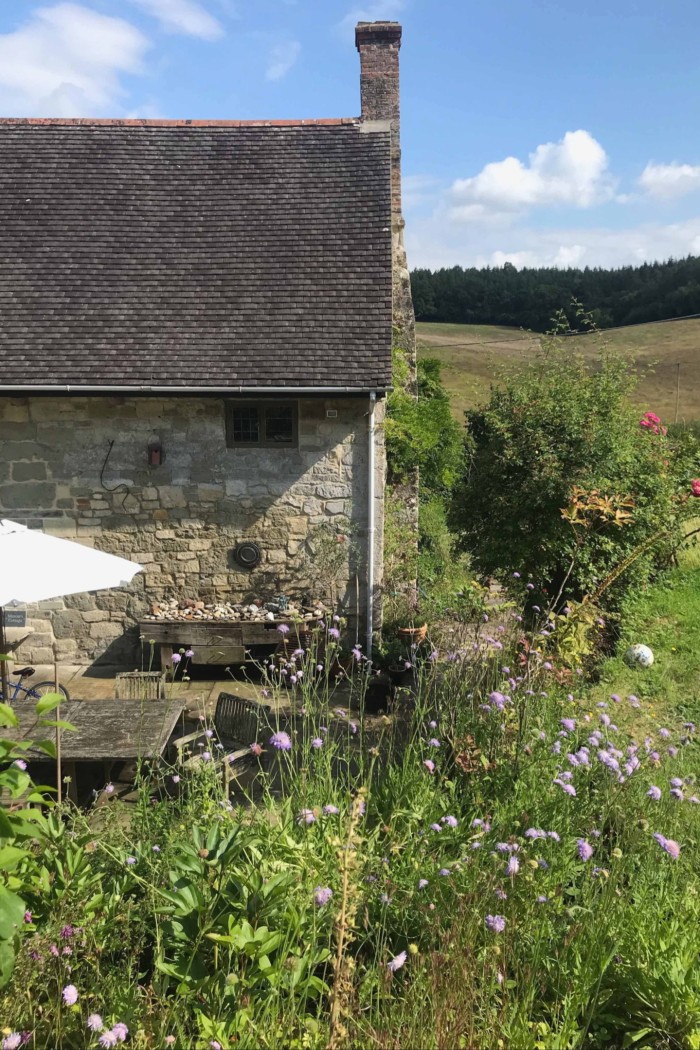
[417,317,700,422]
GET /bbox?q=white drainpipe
[366,392,377,660]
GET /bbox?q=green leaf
[0,940,15,989]
[0,847,28,872]
[0,704,19,728]
[34,693,64,716]
[622,1029,653,1048]
[0,886,26,939]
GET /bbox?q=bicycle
[0,666,70,704]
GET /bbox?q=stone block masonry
[0,395,385,665]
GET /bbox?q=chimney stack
[355,21,402,214]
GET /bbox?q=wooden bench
[172,692,272,788]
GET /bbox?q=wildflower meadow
[1,577,700,1049]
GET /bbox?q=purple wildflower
[297,809,316,825]
[184,648,194,658]
[428,738,441,748]
[277,624,290,635]
[653,833,681,859]
[323,804,339,815]
[387,950,407,972]
[576,839,594,861]
[87,1015,103,1032]
[439,868,451,876]
[671,788,684,801]
[423,759,435,774]
[113,1024,128,1043]
[99,1034,118,1049]
[314,886,333,906]
[485,914,506,933]
[270,731,292,751]
[329,627,341,640]
[171,652,181,665]
[418,878,429,889]
[525,828,546,839]
[560,718,576,733]
[62,984,78,1005]
[442,815,458,828]
[505,856,520,876]
[647,785,662,800]
[430,823,442,832]
[2,1037,22,1050]
[537,894,548,903]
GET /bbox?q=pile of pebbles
[145,597,329,623]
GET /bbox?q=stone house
[0,21,416,668]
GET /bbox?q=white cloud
[0,3,149,116]
[406,211,700,272]
[265,39,301,81]
[130,0,224,40]
[639,161,700,200]
[402,174,442,210]
[450,130,615,222]
[338,0,405,35]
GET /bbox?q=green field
[417,318,700,422]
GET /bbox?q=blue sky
[2,0,700,270]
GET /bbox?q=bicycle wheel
[29,681,70,701]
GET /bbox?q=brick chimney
[355,21,402,214]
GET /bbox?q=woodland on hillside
[411,255,700,331]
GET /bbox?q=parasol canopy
[0,519,142,606]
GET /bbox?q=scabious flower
[430,823,442,832]
[323,804,339,815]
[249,742,263,757]
[311,737,324,749]
[277,623,290,635]
[113,1024,128,1043]
[577,839,594,861]
[62,984,79,1005]
[329,627,341,640]
[439,868,451,876]
[99,1034,118,1049]
[647,785,662,801]
[297,809,316,825]
[269,731,292,751]
[485,914,506,933]
[418,878,429,889]
[387,950,407,972]
[525,828,546,839]
[505,856,520,877]
[653,833,681,859]
[314,886,333,906]
[171,652,181,665]
[659,727,671,739]
[2,1036,22,1050]
[87,1014,104,1032]
[553,778,576,796]
[671,787,684,801]
[428,738,441,748]
[442,815,458,828]
[423,759,435,774]
[560,718,576,733]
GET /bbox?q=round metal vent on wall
[233,542,262,569]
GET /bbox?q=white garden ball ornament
[624,644,654,669]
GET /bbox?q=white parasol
[0,518,143,702]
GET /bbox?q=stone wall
[0,394,385,666]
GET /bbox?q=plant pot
[397,624,428,644]
[388,664,414,687]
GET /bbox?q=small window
[225,400,298,448]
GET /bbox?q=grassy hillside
[417,318,700,421]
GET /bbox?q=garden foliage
[1,599,700,1048]
[452,312,700,612]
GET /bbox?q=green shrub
[385,354,463,493]
[451,320,699,610]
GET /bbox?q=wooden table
[140,619,310,669]
[4,700,185,760]
[4,700,185,801]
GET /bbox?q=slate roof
[0,119,393,392]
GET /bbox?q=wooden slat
[3,700,185,761]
